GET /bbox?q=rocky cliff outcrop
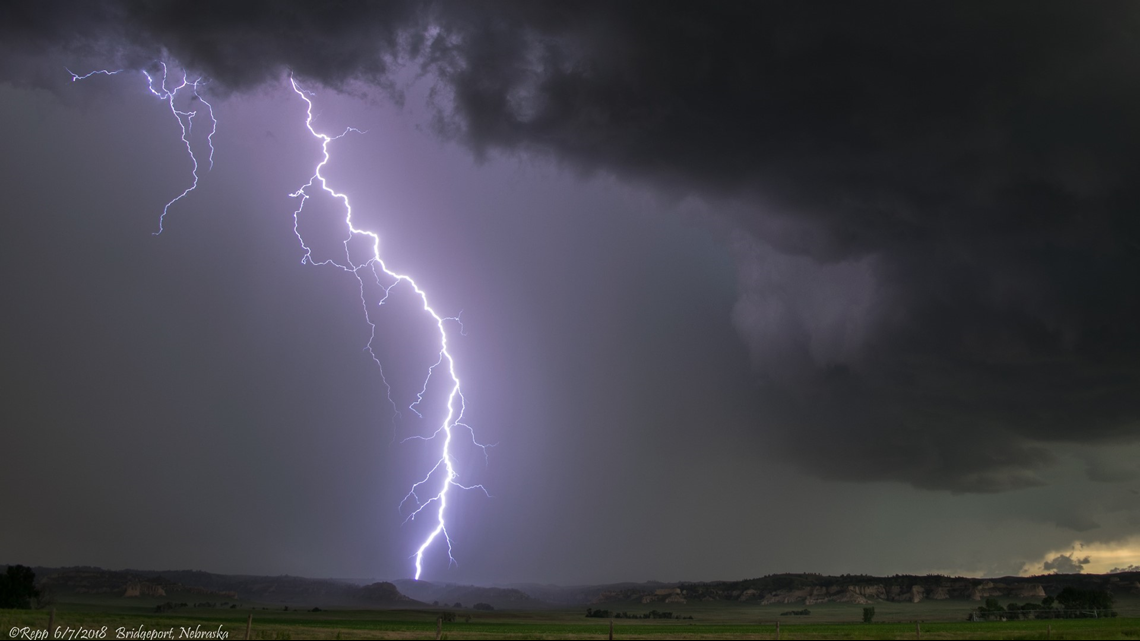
[123,582,166,597]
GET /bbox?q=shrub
[0,565,39,609]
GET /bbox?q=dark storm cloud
[0,1,418,93]
[418,2,1140,493]
[5,1,1140,493]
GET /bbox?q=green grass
[3,596,1139,640]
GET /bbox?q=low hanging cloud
[5,1,1140,493]
[1042,554,1090,574]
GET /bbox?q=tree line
[973,588,1117,620]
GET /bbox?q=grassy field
[3,595,1140,640]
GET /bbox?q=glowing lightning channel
[67,67,122,81]
[287,77,491,580]
[69,64,216,233]
[72,63,487,580]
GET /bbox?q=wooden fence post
[436,616,443,640]
[776,620,780,640]
[608,619,613,640]
[47,608,55,640]
[916,622,921,639]
[245,613,252,640]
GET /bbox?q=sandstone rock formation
[123,582,166,598]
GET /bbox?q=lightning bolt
[71,63,490,580]
[70,64,216,234]
[288,76,491,580]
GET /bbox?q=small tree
[0,565,39,609]
[863,606,875,623]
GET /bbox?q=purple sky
[2,2,1140,583]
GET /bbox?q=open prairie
[4,595,1140,640]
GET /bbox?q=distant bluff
[592,573,1140,606]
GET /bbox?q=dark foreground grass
[3,603,1139,640]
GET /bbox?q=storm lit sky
[2,2,1140,584]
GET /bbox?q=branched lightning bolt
[70,64,215,233]
[72,64,489,580]
[287,77,492,580]
[143,63,215,234]
[67,67,122,81]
